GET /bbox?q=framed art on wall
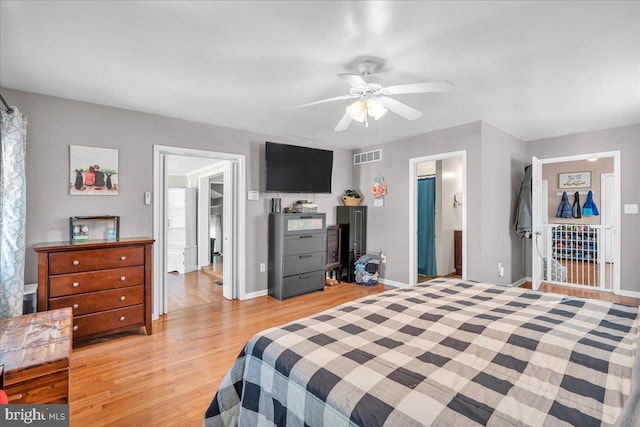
[559,171,591,189]
[69,145,119,195]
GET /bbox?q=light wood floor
[520,281,640,306]
[70,282,391,426]
[69,279,639,426]
[167,257,224,312]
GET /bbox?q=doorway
[409,151,467,286]
[531,151,620,294]
[152,145,246,320]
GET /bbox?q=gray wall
[352,121,527,286]
[5,88,353,293]
[527,124,640,293]
[480,123,529,284]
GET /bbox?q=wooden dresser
[0,308,72,403]
[34,238,154,342]
[454,230,462,276]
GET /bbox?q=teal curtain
[1,106,27,318]
[417,177,436,276]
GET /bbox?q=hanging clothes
[572,191,582,218]
[582,190,600,216]
[515,165,532,238]
[556,191,573,218]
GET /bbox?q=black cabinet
[268,213,326,300]
[337,206,367,282]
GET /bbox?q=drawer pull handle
[120,296,126,301]
[72,304,79,309]
[120,256,127,261]
[119,316,126,321]
[73,260,80,266]
[299,254,312,259]
[73,325,78,331]
[299,235,313,239]
[120,276,126,281]
[72,282,79,288]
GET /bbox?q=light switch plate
[624,204,638,214]
[144,191,151,205]
[247,190,259,201]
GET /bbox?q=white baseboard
[510,277,531,287]
[619,289,640,299]
[240,289,268,300]
[378,278,410,288]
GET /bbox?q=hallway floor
[167,256,224,311]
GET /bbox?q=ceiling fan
[294,60,453,131]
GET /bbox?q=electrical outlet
[624,204,638,214]
[260,263,266,272]
[380,252,387,263]
[498,262,504,277]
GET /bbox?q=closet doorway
[531,151,620,294]
[409,151,467,285]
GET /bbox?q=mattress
[205,278,640,426]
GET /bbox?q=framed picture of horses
[69,145,119,195]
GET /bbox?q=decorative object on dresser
[34,238,154,343]
[325,225,342,285]
[336,205,366,282]
[0,308,71,403]
[268,213,326,300]
[69,215,120,241]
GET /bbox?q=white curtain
[0,107,27,318]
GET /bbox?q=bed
[204,278,640,426]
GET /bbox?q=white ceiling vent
[353,149,382,165]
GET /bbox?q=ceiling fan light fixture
[367,98,387,120]
[346,98,388,123]
[346,100,367,123]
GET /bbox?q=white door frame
[601,173,614,264]
[532,151,620,294]
[152,145,246,319]
[409,150,467,286]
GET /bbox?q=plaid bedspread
[205,279,640,426]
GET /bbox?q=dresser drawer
[283,233,326,255]
[49,246,144,274]
[283,252,325,276]
[49,285,143,316]
[72,305,144,338]
[49,266,144,297]
[281,271,324,299]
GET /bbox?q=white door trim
[409,150,467,286]
[153,145,246,319]
[532,151,620,294]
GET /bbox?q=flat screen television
[265,141,333,193]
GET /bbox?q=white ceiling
[1,1,639,149]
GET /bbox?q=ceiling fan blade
[334,113,353,132]
[384,80,453,95]
[338,73,369,89]
[291,94,356,109]
[377,96,422,120]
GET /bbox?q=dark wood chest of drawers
[34,238,154,343]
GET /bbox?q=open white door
[222,160,236,300]
[531,157,543,291]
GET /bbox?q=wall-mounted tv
[265,141,333,193]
